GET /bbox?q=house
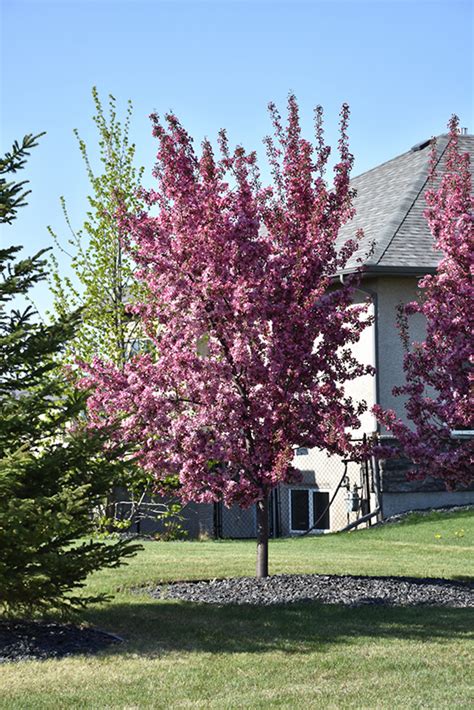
[285,130,474,533]
[131,132,474,539]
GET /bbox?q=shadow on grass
[83,598,474,659]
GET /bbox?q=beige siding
[375,276,426,425]
[345,294,376,435]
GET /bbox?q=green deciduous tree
[49,87,145,368]
[47,89,155,528]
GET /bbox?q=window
[289,488,330,533]
[313,491,330,530]
[290,490,309,531]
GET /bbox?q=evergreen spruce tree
[0,136,141,616]
[0,132,45,224]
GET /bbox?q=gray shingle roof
[337,134,474,274]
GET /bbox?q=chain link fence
[215,439,380,539]
[115,438,380,539]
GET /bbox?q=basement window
[289,488,330,533]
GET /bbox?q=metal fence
[214,442,379,539]
[115,438,380,539]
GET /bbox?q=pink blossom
[79,97,373,509]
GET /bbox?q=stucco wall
[343,294,376,434]
[375,276,426,424]
[340,275,428,428]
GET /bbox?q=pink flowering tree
[374,116,474,489]
[79,96,373,577]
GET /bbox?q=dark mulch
[149,573,474,608]
[0,620,122,664]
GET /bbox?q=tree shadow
[83,597,474,659]
[452,575,474,584]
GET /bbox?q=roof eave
[338,264,438,278]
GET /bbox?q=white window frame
[289,487,331,534]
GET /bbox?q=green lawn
[1,509,473,709]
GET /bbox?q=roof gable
[338,134,474,274]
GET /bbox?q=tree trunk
[256,495,269,579]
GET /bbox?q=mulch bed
[149,573,474,608]
[0,620,122,664]
[4,573,471,663]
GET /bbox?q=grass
[1,508,473,709]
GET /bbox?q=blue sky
[1,0,473,313]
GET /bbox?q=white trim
[289,487,331,534]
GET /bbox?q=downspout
[340,275,383,519]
